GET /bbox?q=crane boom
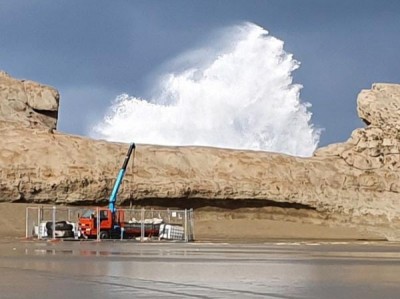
[108,143,136,213]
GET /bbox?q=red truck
[79,208,162,239]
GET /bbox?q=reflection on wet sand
[1,240,400,299]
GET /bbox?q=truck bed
[122,222,161,237]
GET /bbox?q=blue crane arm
[108,143,136,213]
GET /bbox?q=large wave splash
[91,23,321,157]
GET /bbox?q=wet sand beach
[0,203,398,298]
[1,240,400,299]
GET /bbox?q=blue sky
[1,0,400,147]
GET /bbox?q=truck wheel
[63,230,74,238]
[55,223,73,231]
[46,221,72,231]
[99,231,109,239]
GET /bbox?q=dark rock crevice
[32,108,58,120]
[119,198,316,210]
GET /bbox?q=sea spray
[92,23,321,157]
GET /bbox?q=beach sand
[0,202,384,241]
[2,239,400,299]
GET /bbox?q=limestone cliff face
[1,72,400,238]
[0,71,59,130]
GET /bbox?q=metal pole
[184,209,188,242]
[96,207,100,241]
[37,207,41,239]
[52,206,56,240]
[141,207,144,242]
[190,209,195,241]
[25,207,28,239]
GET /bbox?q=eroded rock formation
[0,71,59,131]
[1,72,400,239]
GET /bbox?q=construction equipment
[108,142,136,214]
[78,143,161,239]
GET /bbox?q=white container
[159,224,184,240]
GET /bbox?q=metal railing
[26,206,194,242]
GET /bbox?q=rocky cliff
[0,71,59,131]
[1,71,400,239]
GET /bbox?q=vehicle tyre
[63,230,74,238]
[55,223,73,231]
[46,221,72,231]
[45,222,53,230]
[99,231,109,239]
[110,228,122,239]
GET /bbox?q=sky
[1,0,400,149]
